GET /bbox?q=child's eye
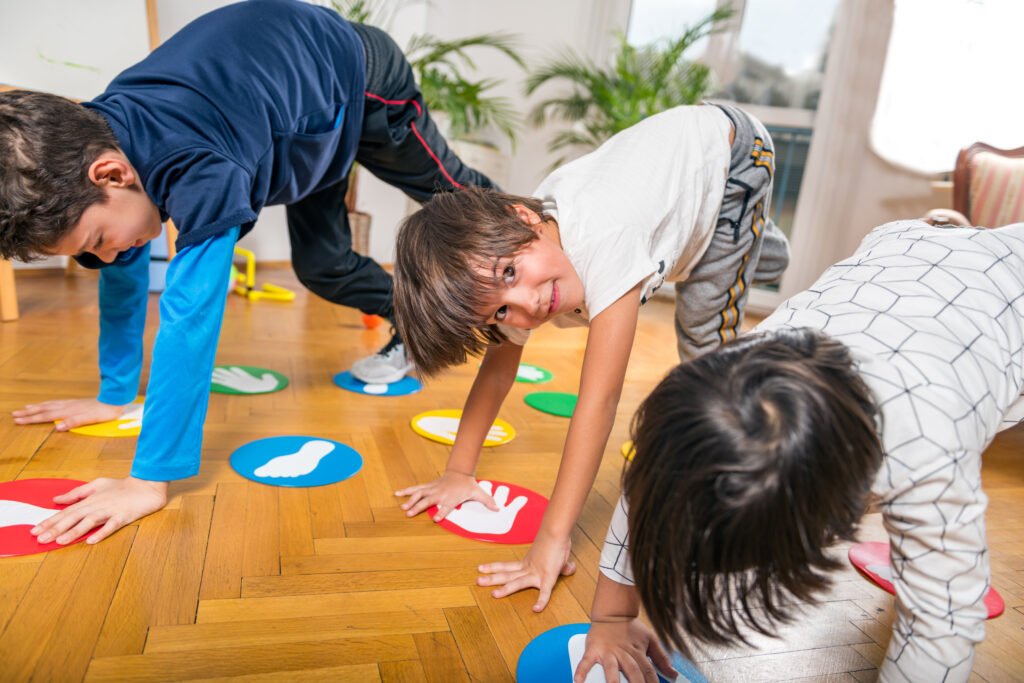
[502,264,515,282]
[495,305,508,322]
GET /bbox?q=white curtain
[870,0,1024,175]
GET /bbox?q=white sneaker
[350,333,414,384]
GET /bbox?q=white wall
[5,0,945,286]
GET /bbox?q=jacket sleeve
[129,227,238,480]
[97,243,151,405]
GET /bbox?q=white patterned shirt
[600,221,1024,682]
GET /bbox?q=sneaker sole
[350,364,414,385]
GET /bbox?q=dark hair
[394,186,548,376]
[624,327,883,652]
[0,90,119,261]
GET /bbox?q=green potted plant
[329,0,525,245]
[527,7,732,165]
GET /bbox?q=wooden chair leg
[165,219,178,259]
[0,258,19,322]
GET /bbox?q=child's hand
[478,530,576,611]
[30,476,168,545]
[12,398,132,431]
[395,471,499,521]
[572,619,677,683]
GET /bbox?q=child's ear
[511,204,543,227]
[88,153,137,189]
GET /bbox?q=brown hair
[623,327,883,652]
[0,91,119,261]
[393,186,548,376]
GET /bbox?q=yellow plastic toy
[232,246,295,302]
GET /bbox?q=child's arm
[31,227,239,546]
[480,284,642,610]
[12,243,153,429]
[396,339,523,520]
[574,575,677,683]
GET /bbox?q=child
[578,220,1024,682]
[0,0,495,546]
[393,102,790,610]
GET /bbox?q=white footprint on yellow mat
[0,500,60,528]
[254,440,335,478]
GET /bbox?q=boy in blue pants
[0,0,494,545]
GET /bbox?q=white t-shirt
[500,105,732,345]
[600,221,1024,682]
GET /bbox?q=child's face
[477,209,584,330]
[50,153,162,263]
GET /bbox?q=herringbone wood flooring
[1,266,1022,682]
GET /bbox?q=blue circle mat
[516,623,706,683]
[230,435,363,488]
[333,371,422,397]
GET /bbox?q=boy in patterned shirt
[581,220,1024,682]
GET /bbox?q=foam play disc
[68,400,144,437]
[621,440,635,461]
[849,541,1005,619]
[525,391,577,418]
[426,479,547,544]
[410,409,516,447]
[516,363,553,384]
[230,436,363,488]
[516,623,707,683]
[0,479,91,557]
[211,365,289,395]
[333,371,422,397]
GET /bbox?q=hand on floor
[12,398,133,431]
[571,620,677,683]
[478,530,576,611]
[395,471,498,522]
[31,476,168,545]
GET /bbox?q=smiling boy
[393,102,790,610]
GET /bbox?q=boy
[577,220,1024,682]
[393,102,790,610]
[0,0,495,546]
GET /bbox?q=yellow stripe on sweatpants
[718,202,765,344]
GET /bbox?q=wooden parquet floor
[1,266,1022,683]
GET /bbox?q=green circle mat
[515,363,553,384]
[211,365,290,395]
[524,391,577,417]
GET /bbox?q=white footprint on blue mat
[254,440,335,478]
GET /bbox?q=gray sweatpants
[674,103,791,361]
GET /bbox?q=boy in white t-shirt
[392,103,790,610]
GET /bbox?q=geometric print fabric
[600,221,1024,682]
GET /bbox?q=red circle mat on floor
[849,541,1005,619]
[0,479,89,557]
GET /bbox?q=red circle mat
[426,479,548,544]
[0,479,89,557]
